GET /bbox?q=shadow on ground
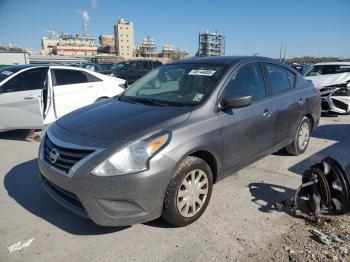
[248,182,296,215]
[289,124,350,176]
[4,158,129,235]
[0,129,40,142]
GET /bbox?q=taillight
[314,88,320,94]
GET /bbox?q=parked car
[304,62,350,114]
[111,60,162,85]
[290,64,311,75]
[39,56,320,227]
[0,64,125,131]
[83,62,114,75]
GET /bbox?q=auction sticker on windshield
[193,93,204,102]
[1,71,14,76]
[188,69,216,76]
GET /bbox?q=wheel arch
[187,150,219,183]
[305,113,315,131]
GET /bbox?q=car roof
[314,62,350,66]
[167,56,277,65]
[0,64,49,71]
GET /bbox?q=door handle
[298,98,305,105]
[262,110,273,118]
[24,95,38,100]
[87,86,94,88]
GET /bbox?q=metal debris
[7,238,34,253]
[311,229,332,245]
[274,157,350,221]
[339,235,350,244]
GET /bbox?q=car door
[51,68,102,118]
[219,62,276,173]
[264,63,304,147]
[0,67,48,130]
[128,61,150,84]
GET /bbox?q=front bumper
[321,96,350,114]
[38,134,177,227]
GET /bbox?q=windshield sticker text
[188,69,216,76]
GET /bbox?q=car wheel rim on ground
[176,169,209,218]
[298,122,310,150]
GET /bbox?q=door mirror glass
[221,95,252,110]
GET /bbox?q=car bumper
[38,149,177,227]
[321,96,350,114]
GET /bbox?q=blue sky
[0,0,349,58]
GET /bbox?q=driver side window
[223,63,266,100]
[130,61,149,72]
[2,68,48,93]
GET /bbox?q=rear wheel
[162,156,213,227]
[286,116,311,156]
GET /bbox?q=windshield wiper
[120,96,190,107]
[125,97,170,107]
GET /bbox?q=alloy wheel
[298,122,310,150]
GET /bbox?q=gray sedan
[38,56,320,227]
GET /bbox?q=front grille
[41,174,87,216]
[43,175,85,210]
[44,136,94,173]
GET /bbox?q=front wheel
[162,156,213,227]
[286,116,311,156]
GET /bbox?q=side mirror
[220,95,252,110]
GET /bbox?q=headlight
[91,131,171,176]
[118,83,127,89]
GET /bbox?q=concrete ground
[0,115,349,262]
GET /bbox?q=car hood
[305,73,350,88]
[56,99,191,141]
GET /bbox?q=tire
[162,156,213,227]
[286,116,311,156]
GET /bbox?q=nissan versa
[38,56,320,227]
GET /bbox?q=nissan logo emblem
[49,148,60,164]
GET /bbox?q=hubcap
[176,169,209,218]
[298,122,310,150]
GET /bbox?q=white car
[0,65,126,131]
[304,62,350,114]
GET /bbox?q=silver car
[39,56,320,227]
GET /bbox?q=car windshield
[84,64,96,71]
[0,67,23,82]
[120,63,227,107]
[304,64,350,76]
[112,62,128,71]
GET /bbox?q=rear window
[305,64,350,76]
[51,69,101,86]
[266,64,295,94]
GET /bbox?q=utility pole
[279,43,282,61]
[283,43,287,62]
